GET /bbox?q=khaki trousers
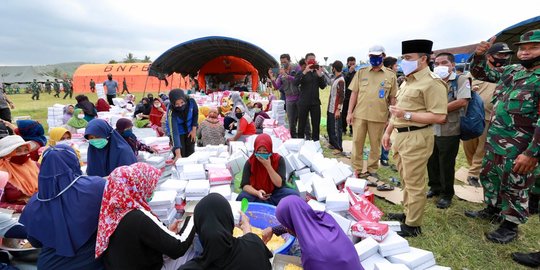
[392,127,434,227]
[462,119,490,178]
[351,118,386,173]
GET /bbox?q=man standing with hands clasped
[465,31,539,248]
[382,39,448,237]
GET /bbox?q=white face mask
[77,114,85,119]
[253,108,261,113]
[400,59,419,76]
[154,103,160,108]
[433,66,450,79]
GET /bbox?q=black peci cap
[402,39,433,54]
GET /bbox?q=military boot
[464,205,502,223]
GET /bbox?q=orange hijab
[0,158,39,196]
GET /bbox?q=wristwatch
[404,112,412,121]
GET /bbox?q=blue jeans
[380,146,389,161]
[326,112,343,151]
[237,187,299,206]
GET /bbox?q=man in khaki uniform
[382,39,448,237]
[347,45,398,179]
[462,42,514,188]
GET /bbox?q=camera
[307,59,319,69]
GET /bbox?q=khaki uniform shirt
[349,66,398,122]
[392,67,448,128]
[471,79,496,121]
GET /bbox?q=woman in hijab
[226,105,256,142]
[20,145,106,269]
[75,95,98,122]
[134,97,152,128]
[96,98,111,112]
[15,119,47,161]
[0,135,39,212]
[84,119,137,177]
[236,134,298,205]
[39,127,82,165]
[96,163,196,270]
[159,93,170,108]
[252,102,271,130]
[197,107,225,147]
[115,118,156,156]
[273,196,363,270]
[149,98,167,137]
[66,108,88,133]
[179,193,272,270]
[63,104,75,124]
[218,96,231,117]
[166,89,198,161]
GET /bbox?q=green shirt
[470,55,539,158]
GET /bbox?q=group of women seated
[0,89,364,269]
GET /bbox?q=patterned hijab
[95,162,161,258]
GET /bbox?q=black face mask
[174,105,185,112]
[107,76,112,80]
[235,113,243,119]
[520,55,540,69]
[489,58,508,67]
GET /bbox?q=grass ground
[9,90,540,269]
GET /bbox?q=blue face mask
[369,55,383,67]
[122,129,134,138]
[255,153,272,160]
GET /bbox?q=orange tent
[197,56,259,91]
[72,63,190,93]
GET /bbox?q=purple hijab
[275,196,363,270]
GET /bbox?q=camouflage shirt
[470,55,539,158]
[30,82,40,93]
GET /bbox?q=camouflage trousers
[531,176,540,195]
[480,150,539,224]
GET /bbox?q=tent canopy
[198,56,259,90]
[149,36,278,82]
[0,66,57,84]
[492,16,540,63]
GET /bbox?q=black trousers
[0,108,12,122]
[107,94,116,105]
[179,134,195,158]
[427,135,461,199]
[63,91,72,99]
[297,104,320,141]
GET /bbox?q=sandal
[377,184,395,191]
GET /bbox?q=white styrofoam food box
[361,253,391,270]
[325,192,349,212]
[345,178,367,194]
[209,184,232,200]
[378,231,410,257]
[355,237,379,261]
[185,180,210,196]
[374,263,410,270]
[425,266,451,270]
[379,221,402,232]
[307,199,326,212]
[387,247,435,270]
[228,200,241,225]
[159,179,188,192]
[311,175,338,202]
[327,210,352,235]
[149,190,177,206]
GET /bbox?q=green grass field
[8,90,540,269]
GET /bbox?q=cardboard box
[355,237,379,261]
[378,231,410,257]
[387,247,436,270]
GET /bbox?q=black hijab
[134,98,151,116]
[168,89,191,130]
[75,95,97,116]
[179,193,272,270]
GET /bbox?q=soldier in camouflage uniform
[63,80,73,99]
[30,79,40,100]
[53,79,61,98]
[45,79,52,95]
[465,30,540,244]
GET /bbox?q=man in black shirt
[294,53,327,141]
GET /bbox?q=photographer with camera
[294,53,327,141]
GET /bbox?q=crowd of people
[0,29,536,269]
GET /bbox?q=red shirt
[238,117,256,135]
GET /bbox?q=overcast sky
[0,0,538,66]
